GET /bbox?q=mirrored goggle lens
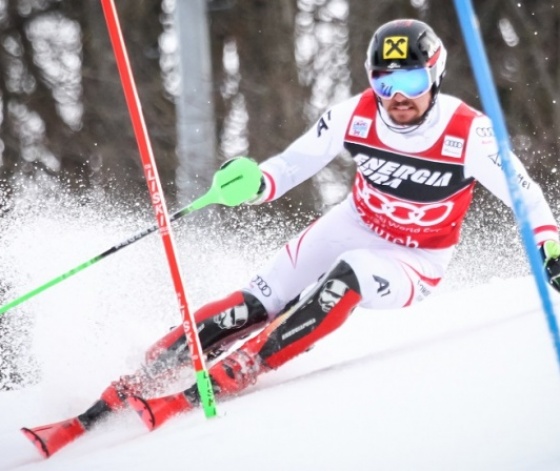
[371,68,431,99]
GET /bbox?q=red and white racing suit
[243,89,558,314]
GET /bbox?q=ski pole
[0,157,262,317]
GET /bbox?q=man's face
[379,91,432,126]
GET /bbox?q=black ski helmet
[365,19,447,101]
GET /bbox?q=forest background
[1,0,559,209]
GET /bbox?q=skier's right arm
[247,95,360,204]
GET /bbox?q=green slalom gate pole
[0,157,262,318]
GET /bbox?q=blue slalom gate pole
[453,0,560,367]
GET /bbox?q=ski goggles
[370,68,432,99]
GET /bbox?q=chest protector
[344,90,478,249]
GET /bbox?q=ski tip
[127,395,156,431]
[21,427,50,459]
[20,418,85,459]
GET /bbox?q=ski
[20,318,270,458]
[21,392,119,458]
[21,389,199,459]
[20,354,207,458]
[21,417,87,459]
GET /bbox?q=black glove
[540,240,560,292]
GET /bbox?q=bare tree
[209,0,321,214]
[0,0,177,203]
[79,0,178,200]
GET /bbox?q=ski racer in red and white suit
[22,20,560,455]
[244,88,558,313]
[81,17,560,422]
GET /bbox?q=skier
[23,18,560,458]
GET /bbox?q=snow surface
[1,194,560,470]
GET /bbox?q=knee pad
[340,249,423,309]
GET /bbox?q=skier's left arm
[464,115,560,291]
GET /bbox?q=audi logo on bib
[351,172,475,249]
[355,175,453,227]
[369,190,453,226]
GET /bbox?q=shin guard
[243,260,361,369]
[144,290,268,368]
[194,290,268,355]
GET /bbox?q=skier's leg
[244,199,371,316]
[80,291,269,425]
[208,258,362,396]
[123,257,363,431]
[145,289,270,369]
[124,234,450,430]
[207,246,443,397]
[22,291,270,455]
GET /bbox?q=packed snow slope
[0,190,559,470]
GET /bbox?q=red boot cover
[100,383,126,410]
[244,288,361,370]
[209,348,265,396]
[127,392,194,431]
[21,417,85,458]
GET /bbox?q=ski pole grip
[213,157,263,207]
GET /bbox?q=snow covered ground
[1,194,560,470]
